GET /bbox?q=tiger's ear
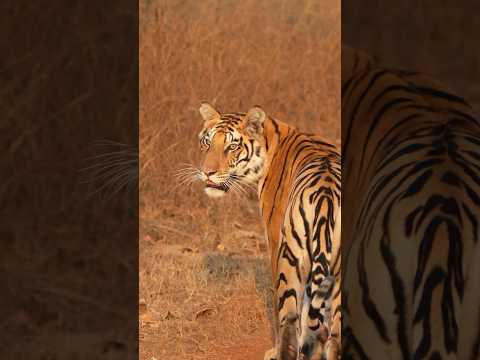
[199,102,220,122]
[243,106,266,135]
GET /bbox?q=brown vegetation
[139,0,340,359]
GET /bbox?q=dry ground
[139,0,340,359]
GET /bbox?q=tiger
[196,103,342,360]
[342,45,480,359]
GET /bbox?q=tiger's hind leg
[264,311,300,360]
[273,237,306,360]
[279,313,299,360]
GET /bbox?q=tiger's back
[342,47,480,359]
[259,120,342,360]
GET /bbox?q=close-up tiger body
[342,46,480,359]
[196,104,341,360]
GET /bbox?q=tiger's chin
[204,186,227,198]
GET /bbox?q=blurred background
[139,0,340,358]
[1,1,138,359]
[343,0,480,110]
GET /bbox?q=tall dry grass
[140,0,340,246]
[140,0,340,358]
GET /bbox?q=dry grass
[139,0,340,358]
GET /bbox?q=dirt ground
[139,0,340,359]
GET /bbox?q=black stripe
[278,288,297,311]
[289,211,304,250]
[358,97,414,171]
[267,133,302,224]
[342,70,390,161]
[380,229,409,359]
[412,85,469,106]
[358,241,391,343]
[413,267,445,360]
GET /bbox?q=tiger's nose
[203,169,216,176]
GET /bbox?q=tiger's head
[197,103,267,198]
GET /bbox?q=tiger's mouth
[204,180,229,198]
[205,180,228,192]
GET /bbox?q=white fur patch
[204,187,226,198]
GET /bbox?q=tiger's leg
[264,291,279,360]
[264,295,300,360]
[270,238,305,360]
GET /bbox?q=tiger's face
[197,103,266,198]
